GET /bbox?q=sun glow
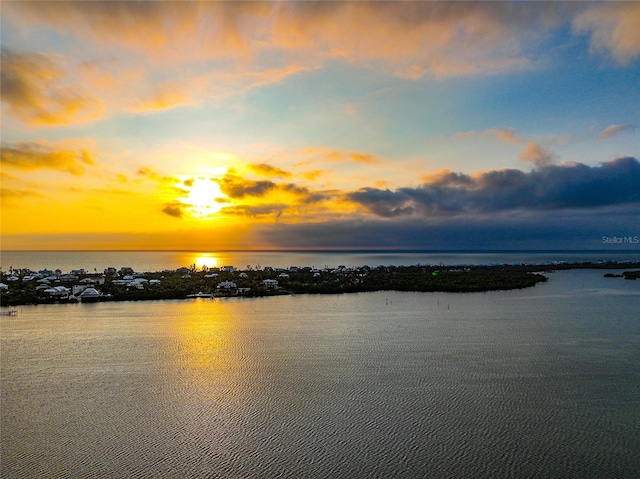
[193,253,220,270]
[186,178,226,218]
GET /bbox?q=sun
[185,178,226,218]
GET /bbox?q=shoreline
[1,261,638,307]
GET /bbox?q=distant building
[79,288,101,302]
[217,281,237,290]
[262,279,279,289]
[44,286,70,297]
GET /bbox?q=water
[1,250,639,273]
[2,269,639,478]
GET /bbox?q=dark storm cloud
[349,157,640,217]
[253,205,639,251]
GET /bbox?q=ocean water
[1,269,639,478]
[1,249,639,273]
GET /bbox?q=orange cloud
[4,1,563,79]
[598,124,637,140]
[0,48,104,126]
[1,141,96,175]
[130,81,191,113]
[247,163,292,178]
[518,141,555,167]
[573,2,640,65]
[453,128,556,167]
[302,147,382,165]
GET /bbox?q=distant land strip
[1,261,639,307]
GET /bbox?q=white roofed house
[217,281,237,291]
[43,286,70,298]
[72,284,90,296]
[79,287,102,302]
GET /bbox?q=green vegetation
[2,261,639,307]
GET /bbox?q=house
[262,279,279,289]
[72,284,90,296]
[79,288,101,302]
[44,286,70,298]
[59,274,78,281]
[278,273,290,279]
[217,281,237,290]
[221,266,235,273]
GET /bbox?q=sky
[1,0,639,251]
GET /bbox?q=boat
[0,310,18,316]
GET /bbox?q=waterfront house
[262,279,279,289]
[79,288,101,302]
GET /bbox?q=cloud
[220,203,288,218]
[162,203,184,219]
[301,147,382,165]
[348,157,640,218]
[1,141,96,175]
[130,81,191,113]
[247,163,292,178]
[598,124,637,140]
[217,172,277,199]
[135,166,174,183]
[573,2,640,65]
[270,1,541,78]
[454,128,556,166]
[4,1,564,79]
[518,141,555,167]
[0,187,43,204]
[0,48,104,126]
[250,205,637,250]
